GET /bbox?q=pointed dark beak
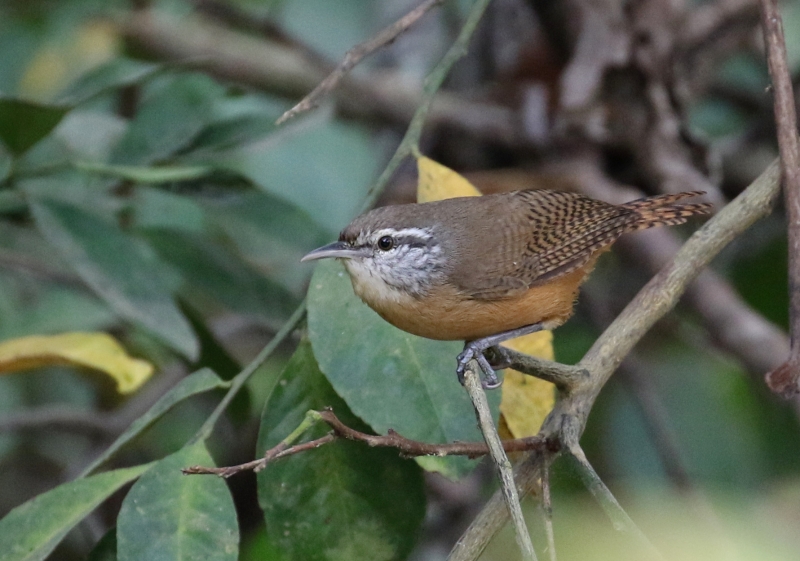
[301,242,370,262]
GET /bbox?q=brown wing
[451,190,637,300]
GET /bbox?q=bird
[302,188,711,388]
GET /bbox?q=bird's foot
[456,342,501,389]
[455,323,545,390]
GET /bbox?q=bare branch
[485,346,589,391]
[183,407,554,478]
[759,0,800,396]
[462,361,537,561]
[276,0,445,125]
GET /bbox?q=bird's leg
[456,323,545,389]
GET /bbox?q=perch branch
[759,0,800,396]
[462,361,537,561]
[183,407,553,478]
[485,346,588,391]
[276,0,445,125]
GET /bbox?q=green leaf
[0,464,150,561]
[80,368,227,477]
[57,58,161,105]
[142,230,300,326]
[86,529,117,561]
[307,260,499,478]
[0,97,69,155]
[30,199,199,359]
[257,341,425,561]
[75,161,213,183]
[110,75,220,165]
[129,187,206,233]
[117,442,239,561]
[211,120,379,233]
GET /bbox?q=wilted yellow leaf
[0,332,154,394]
[415,154,556,439]
[416,156,481,202]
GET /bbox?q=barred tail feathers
[622,191,712,230]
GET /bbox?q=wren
[302,188,711,388]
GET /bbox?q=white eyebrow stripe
[356,227,435,247]
[372,227,434,240]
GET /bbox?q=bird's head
[301,205,448,298]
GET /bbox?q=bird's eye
[377,236,394,251]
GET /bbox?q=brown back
[445,190,711,300]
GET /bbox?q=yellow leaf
[416,156,481,202]
[500,332,556,439]
[414,154,556,440]
[0,332,154,394]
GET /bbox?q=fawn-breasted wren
[302,188,711,388]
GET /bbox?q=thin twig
[759,0,800,397]
[184,407,554,477]
[462,361,537,561]
[567,445,663,560]
[276,0,445,125]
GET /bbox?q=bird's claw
[456,342,502,390]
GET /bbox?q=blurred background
[1,0,800,559]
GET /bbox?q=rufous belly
[357,264,593,341]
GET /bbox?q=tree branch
[759,0,800,396]
[484,346,589,391]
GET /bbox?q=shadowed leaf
[257,341,425,561]
[0,465,150,561]
[117,442,239,561]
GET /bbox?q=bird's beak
[301,242,369,262]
